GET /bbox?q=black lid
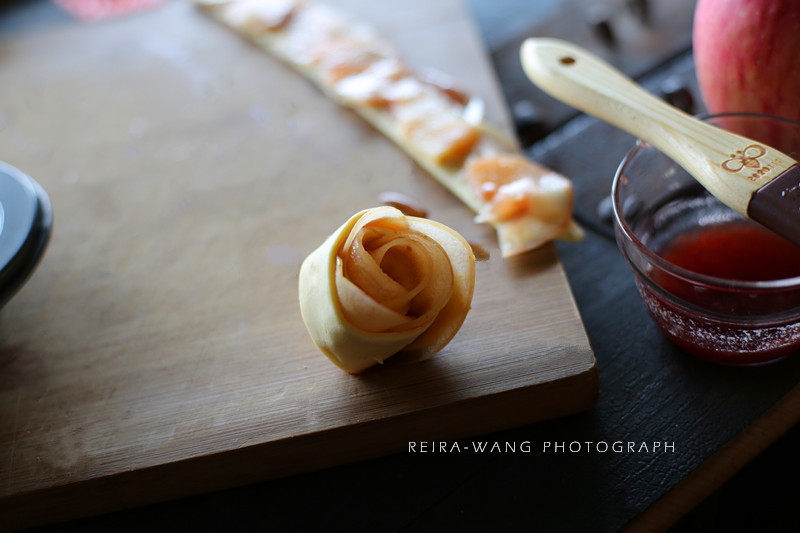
[0,162,52,309]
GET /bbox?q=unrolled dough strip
[195,0,583,256]
[299,206,475,373]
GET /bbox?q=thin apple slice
[196,0,582,256]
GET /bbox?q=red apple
[693,0,800,121]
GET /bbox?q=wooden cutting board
[0,0,596,527]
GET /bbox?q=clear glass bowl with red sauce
[612,113,800,365]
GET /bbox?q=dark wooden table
[11,0,800,530]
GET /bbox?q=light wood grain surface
[0,1,595,527]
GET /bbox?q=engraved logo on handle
[721,144,773,182]
[722,144,766,172]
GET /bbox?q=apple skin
[693,0,800,121]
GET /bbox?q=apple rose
[298,206,476,373]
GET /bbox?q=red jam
[639,221,800,365]
[659,223,800,282]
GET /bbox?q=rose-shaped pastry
[299,206,475,373]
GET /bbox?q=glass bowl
[612,113,800,365]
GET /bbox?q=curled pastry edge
[298,208,476,374]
